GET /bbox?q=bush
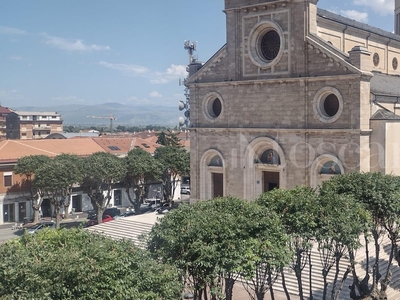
[0,228,182,300]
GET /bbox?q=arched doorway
[244,137,286,199]
[200,150,226,200]
[310,154,344,189]
[259,149,281,192]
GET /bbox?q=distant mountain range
[13,102,183,127]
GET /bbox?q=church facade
[187,0,400,201]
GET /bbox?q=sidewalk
[0,212,88,230]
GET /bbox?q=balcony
[33,125,51,130]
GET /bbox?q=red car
[87,214,114,227]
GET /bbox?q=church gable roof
[371,109,400,120]
[305,35,362,76]
[185,45,228,84]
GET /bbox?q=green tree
[147,197,290,300]
[156,130,181,147]
[14,155,52,223]
[154,146,189,204]
[34,154,83,228]
[239,202,292,300]
[124,148,161,213]
[52,154,83,220]
[80,152,125,224]
[319,172,400,300]
[0,228,182,299]
[256,187,319,300]
[314,192,370,300]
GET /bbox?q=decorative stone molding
[313,86,344,124]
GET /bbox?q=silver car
[26,221,56,234]
[181,186,190,195]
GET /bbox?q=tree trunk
[371,229,380,295]
[334,266,351,300]
[330,254,342,300]
[54,206,60,229]
[323,271,328,300]
[280,269,291,300]
[32,209,39,223]
[294,251,305,300]
[224,277,235,300]
[63,196,71,220]
[268,271,275,300]
[32,195,43,223]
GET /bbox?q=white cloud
[99,61,149,75]
[150,64,187,84]
[353,0,393,16]
[0,89,26,105]
[42,34,110,52]
[149,91,162,98]
[0,26,26,35]
[340,9,369,23]
[9,55,26,61]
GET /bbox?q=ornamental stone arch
[310,154,344,189]
[199,149,226,200]
[243,137,287,200]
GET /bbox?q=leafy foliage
[14,155,52,222]
[154,146,190,203]
[34,154,83,228]
[256,186,319,299]
[80,152,125,224]
[124,148,162,212]
[0,229,182,299]
[319,172,400,299]
[147,197,290,300]
[156,130,181,147]
[314,192,369,299]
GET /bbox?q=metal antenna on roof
[184,40,197,64]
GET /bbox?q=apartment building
[0,106,12,139]
[6,111,63,139]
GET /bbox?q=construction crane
[87,112,117,133]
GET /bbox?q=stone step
[86,218,154,248]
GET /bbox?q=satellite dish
[179,101,186,111]
[184,110,190,118]
[178,117,185,127]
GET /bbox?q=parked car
[87,214,114,227]
[181,186,190,195]
[156,203,172,215]
[122,210,135,217]
[87,207,121,220]
[25,221,56,234]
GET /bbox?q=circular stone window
[203,92,224,121]
[373,53,380,67]
[260,30,281,61]
[323,94,339,117]
[313,87,344,123]
[393,57,398,70]
[248,21,284,68]
[211,98,222,117]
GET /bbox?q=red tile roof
[93,137,161,155]
[0,106,12,114]
[0,139,106,163]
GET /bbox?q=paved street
[0,196,190,244]
[0,214,87,243]
[0,227,23,243]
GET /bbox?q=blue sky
[0,0,396,109]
